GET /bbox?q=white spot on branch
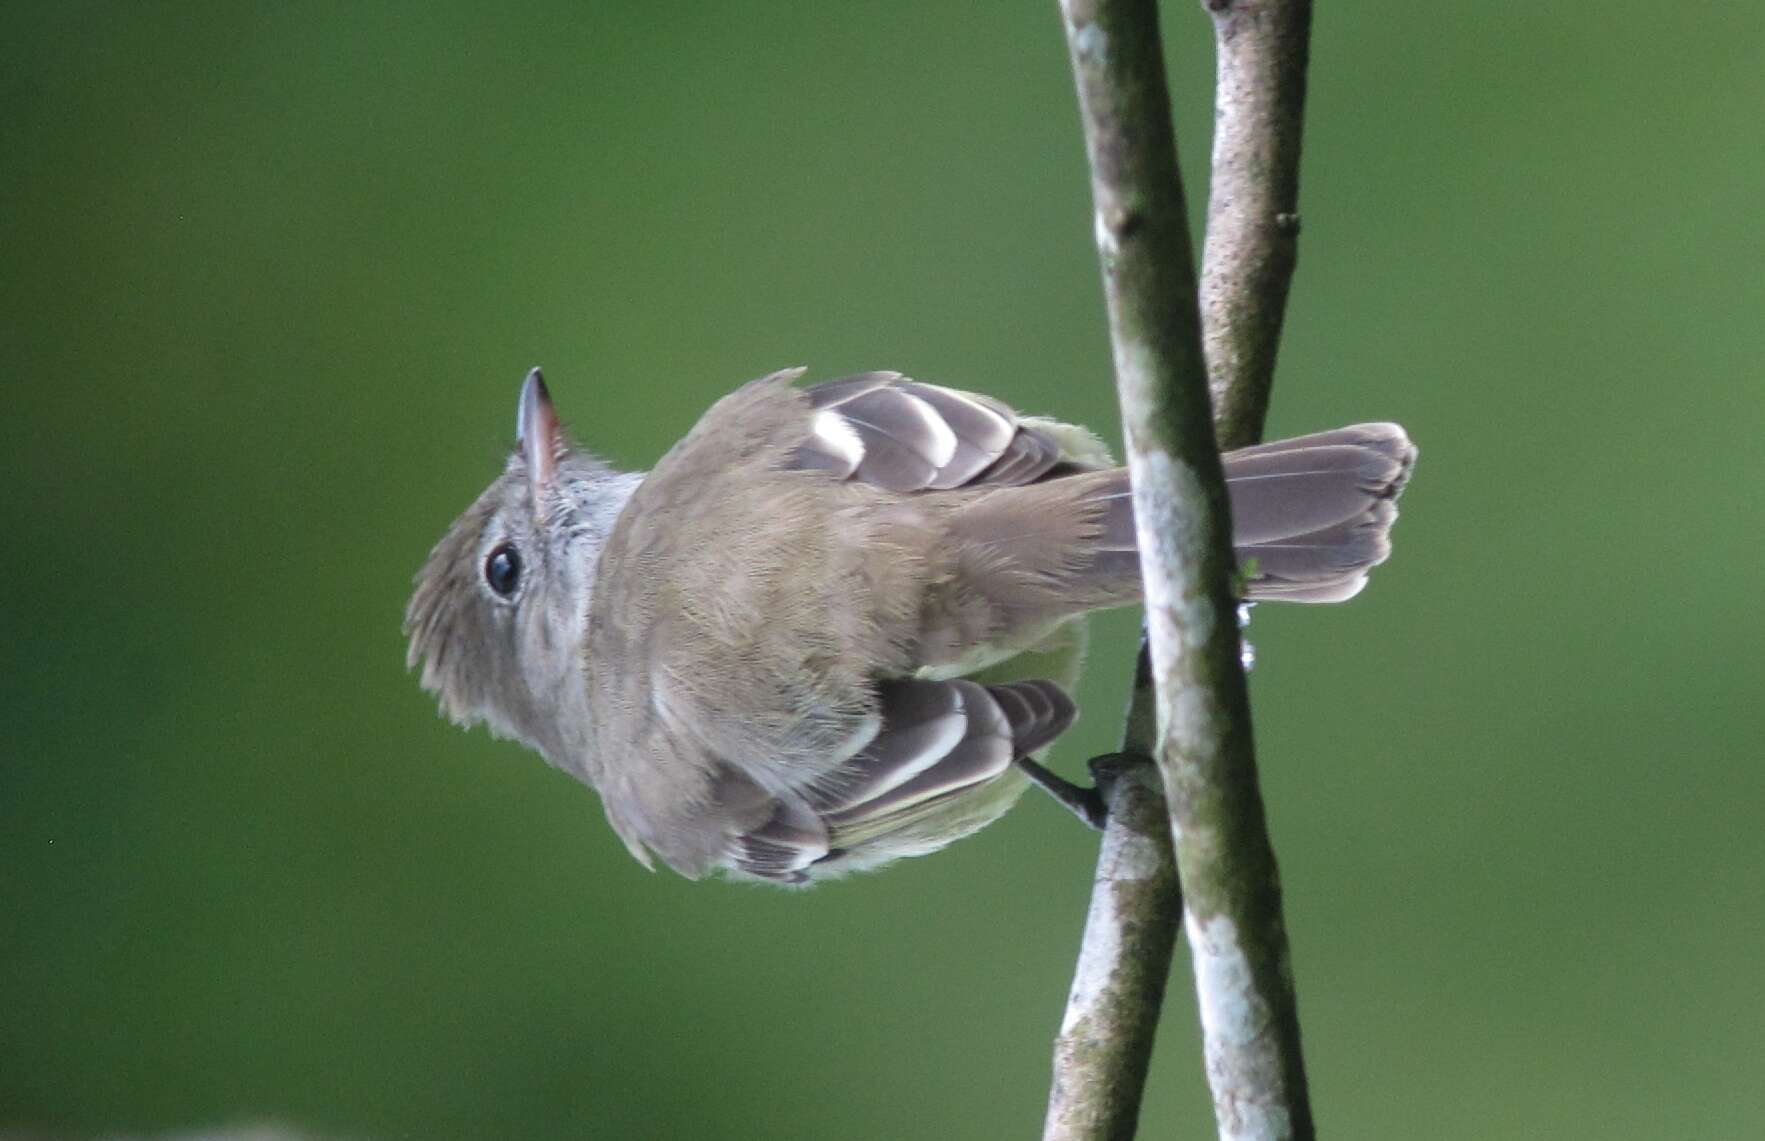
[1128,448,1218,672]
[1186,909,1293,1141]
[1074,22,1106,63]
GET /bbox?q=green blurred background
[4,3,1762,1138]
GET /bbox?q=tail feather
[1227,423,1415,603]
[1227,422,1414,462]
[1223,444,1407,545]
[945,422,1414,621]
[1061,422,1415,606]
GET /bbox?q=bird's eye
[484,543,522,597]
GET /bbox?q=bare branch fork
[1044,1,1315,1140]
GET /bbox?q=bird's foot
[1016,756,1108,831]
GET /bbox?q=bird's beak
[518,366,561,502]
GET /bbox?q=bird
[405,367,1416,885]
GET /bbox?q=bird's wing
[731,677,1076,883]
[784,369,1106,490]
[603,673,1074,886]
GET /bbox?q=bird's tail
[1051,422,1417,606]
[1221,422,1417,602]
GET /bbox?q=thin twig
[1049,0,1315,1138]
[1043,649,1179,1141]
[1202,0,1312,450]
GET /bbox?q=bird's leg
[1016,756,1108,831]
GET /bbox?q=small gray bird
[405,368,1415,885]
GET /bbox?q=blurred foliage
[3,3,1762,1138]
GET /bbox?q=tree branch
[1201,0,1312,450]
[1047,0,1316,1138]
[1043,650,1179,1141]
